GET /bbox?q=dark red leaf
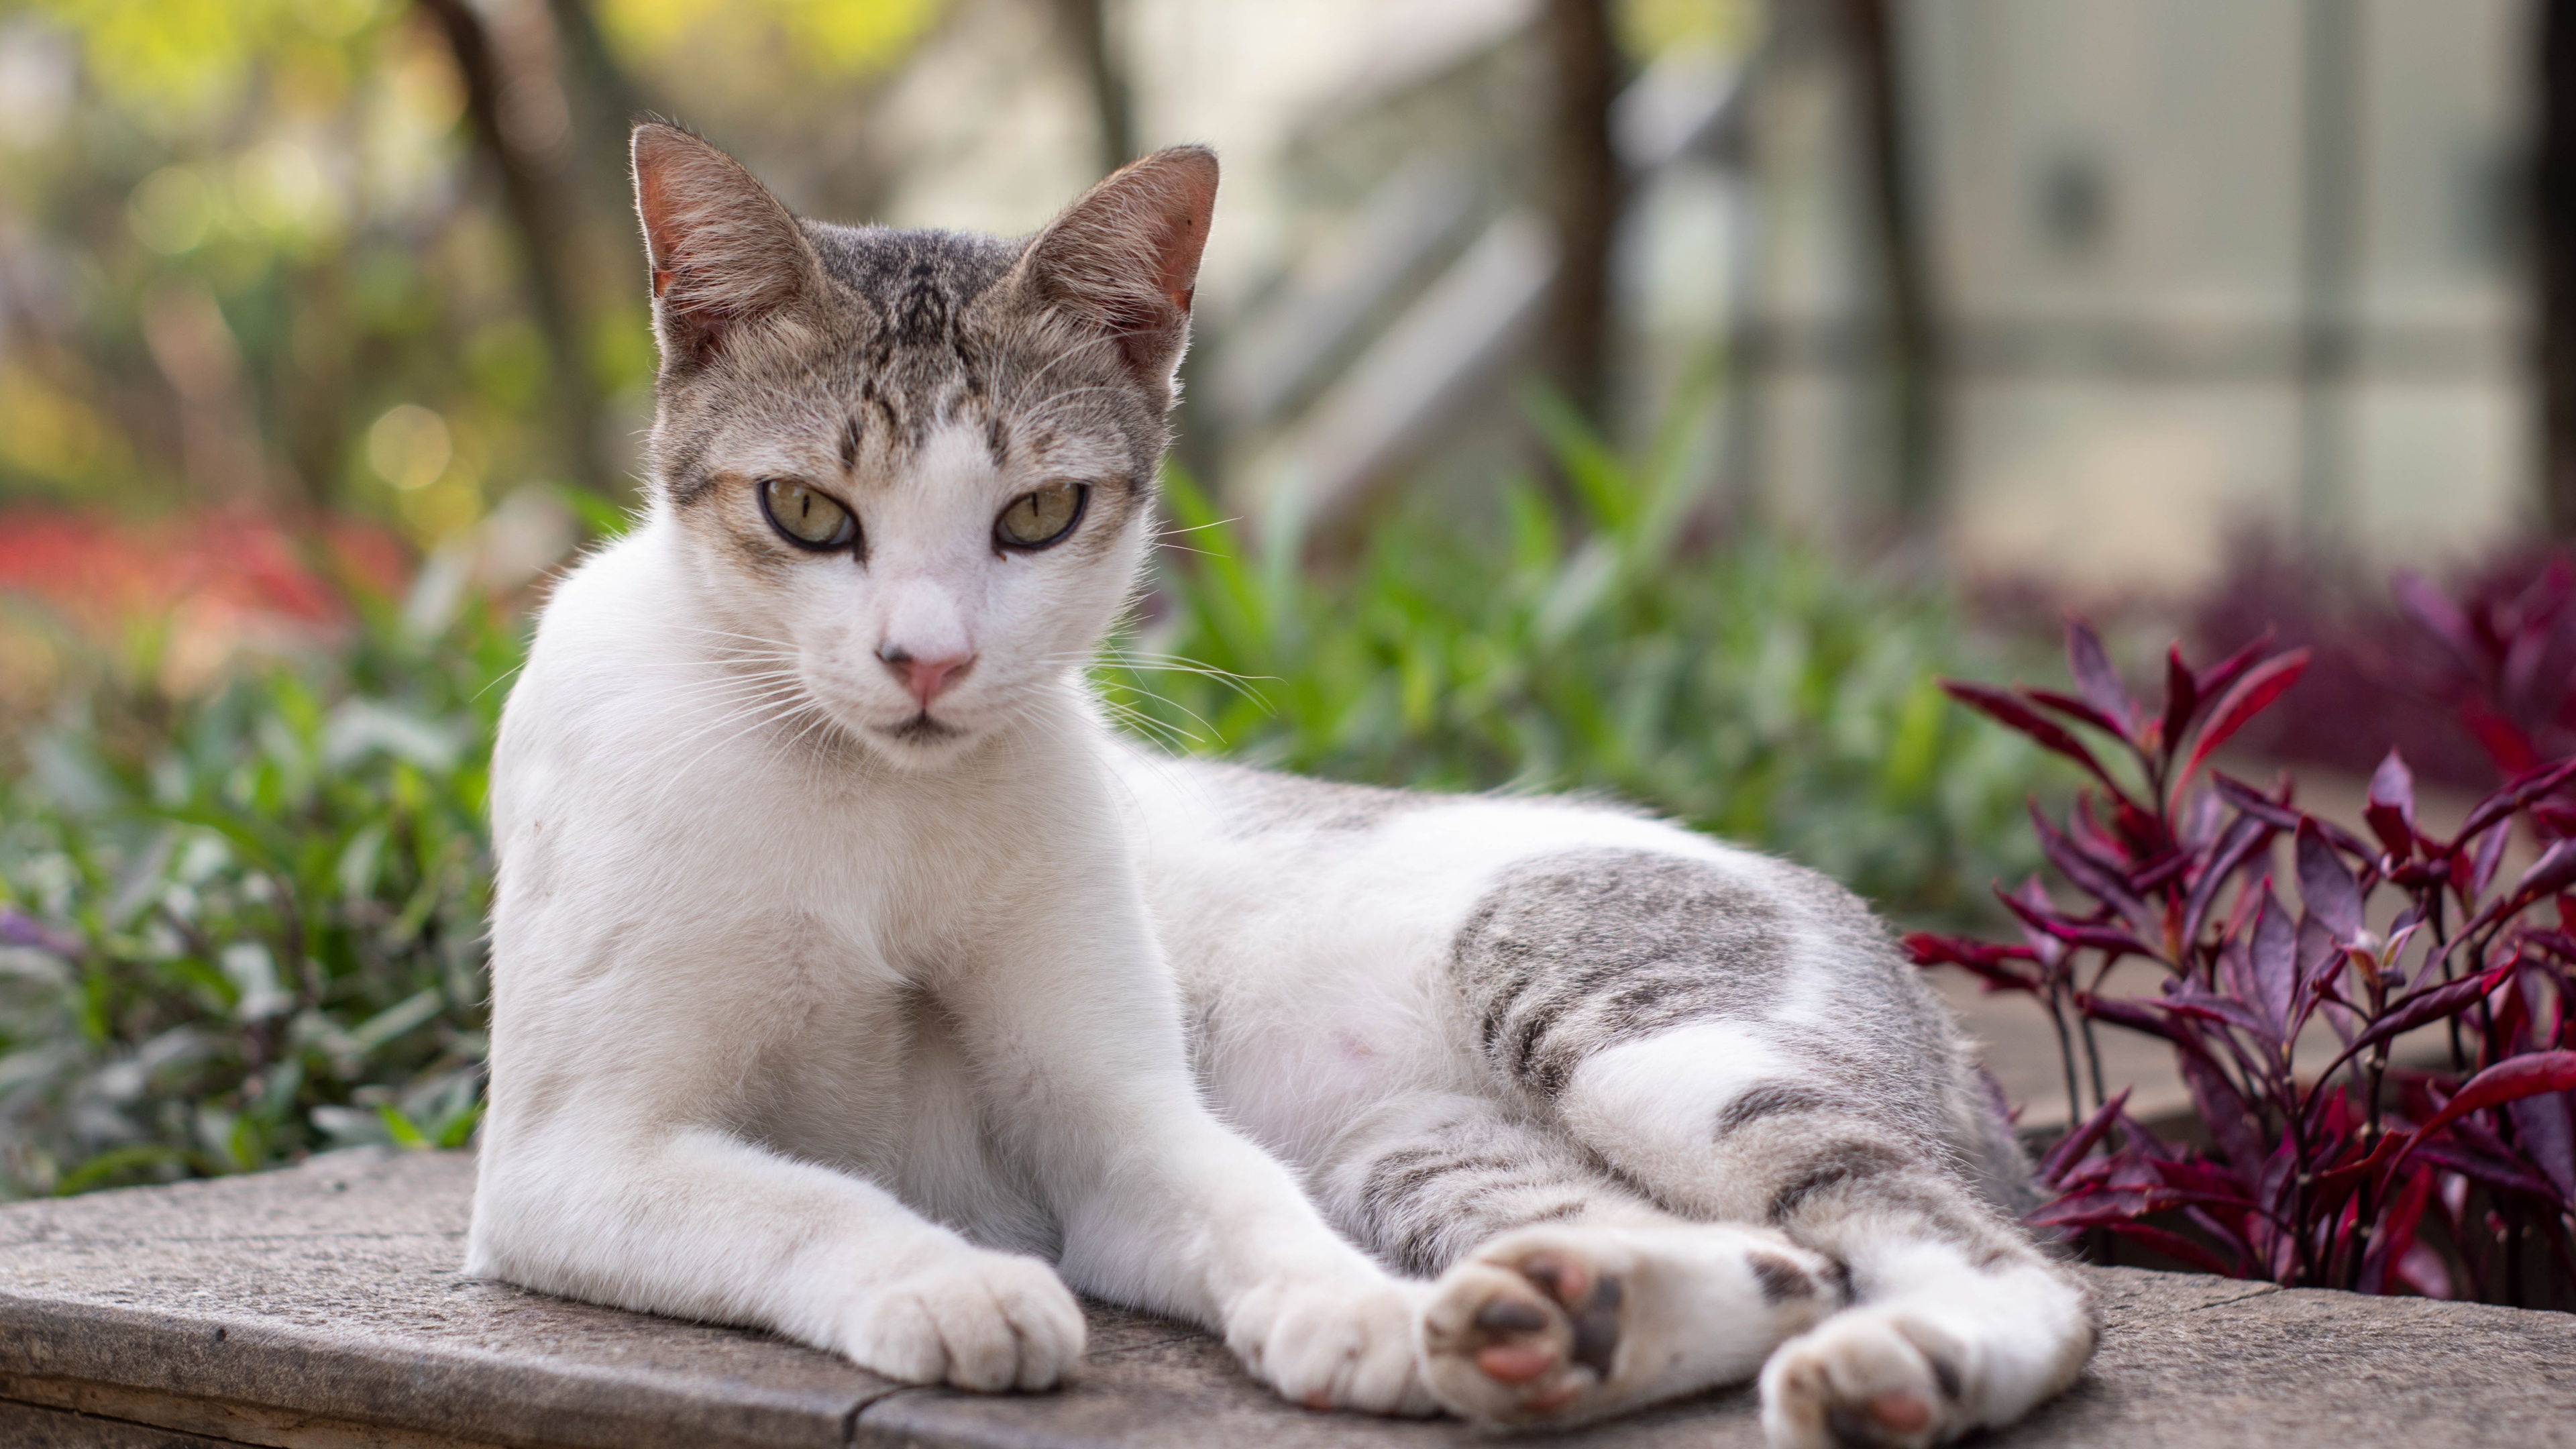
[2147,1155,2254,1200]
[2408,1138,2565,1202]
[2182,813,2276,953]
[2451,756,2576,849]
[2025,687,2130,742]
[1997,891,2156,960]
[2065,619,2139,737]
[2512,839,2576,906]
[1941,680,2126,796]
[2297,821,2365,943]
[2394,570,2480,660]
[2192,632,2277,710]
[2505,1088,2575,1201]
[2037,1087,2133,1185]
[2163,984,2285,1047]
[2248,888,2298,1036]
[2098,1220,2247,1277]
[2357,1165,2437,1296]
[2212,774,2375,858]
[2177,650,2310,798]
[2180,1048,2269,1173]
[2324,965,2512,1081]
[2470,820,2511,901]
[2030,806,2155,935]
[2311,1132,2404,1201]
[1902,931,2043,994]
[2364,749,2417,859]
[2387,1051,2576,1179]
[2296,911,2340,994]
[2159,645,2200,769]
[2462,698,2543,776]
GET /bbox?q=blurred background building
[0,0,2560,665]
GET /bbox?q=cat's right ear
[631,123,819,368]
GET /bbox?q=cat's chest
[751,967,955,1155]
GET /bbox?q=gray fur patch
[1715,1081,1838,1137]
[1324,1096,1644,1279]
[1765,1140,1912,1222]
[1747,1250,1814,1304]
[1450,848,1792,1099]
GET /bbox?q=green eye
[995,482,1087,549]
[761,478,857,550]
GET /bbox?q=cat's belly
[1116,748,1772,1177]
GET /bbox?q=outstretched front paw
[1226,1273,1437,1416]
[841,1250,1086,1393]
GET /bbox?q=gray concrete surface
[0,1149,2567,1448]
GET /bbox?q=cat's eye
[760,478,858,551]
[995,482,1088,551]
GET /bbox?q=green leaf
[377,1104,431,1150]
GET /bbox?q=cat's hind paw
[1417,1240,1627,1425]
[1758,1308,1967,1449]
[1420,1224,1841,1428]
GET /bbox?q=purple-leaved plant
[1911,610,2576,1305]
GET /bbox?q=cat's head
[630,123,1214,769]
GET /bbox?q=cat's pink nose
[878,645,975,706]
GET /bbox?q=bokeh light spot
[368,404,452,491]
[129,166,212,254]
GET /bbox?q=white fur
[1558,1021,1793,1184]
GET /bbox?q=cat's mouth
[875,710,965,746]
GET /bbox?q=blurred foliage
[0,592,514,1197]
[596,0,943,76]
[0,0,939,540]
[1100,397,2061,924]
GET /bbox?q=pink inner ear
[1146,166,1216,315]
[636,160,686,273]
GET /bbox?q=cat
[466,122,2096,1449]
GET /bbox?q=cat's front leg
[470,922,1088,1397]
[472,1114,1088,1390]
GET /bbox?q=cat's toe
[1419,1236,1627,1426]
[1758,1309,1964,1449]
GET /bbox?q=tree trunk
[1051,0,1136,177]
[1831,0,1941,527]
[415,0,618,496]
[1540,0,1623,429]
[2538,0,2576,535]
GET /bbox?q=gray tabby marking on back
[1450,848,1792,1099]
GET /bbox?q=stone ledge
[1,1150,2568,1448]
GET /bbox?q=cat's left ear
[1010,145,1218,390]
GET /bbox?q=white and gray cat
[467,125,2095,1448]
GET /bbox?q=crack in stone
[2174,1285,2284,1313]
